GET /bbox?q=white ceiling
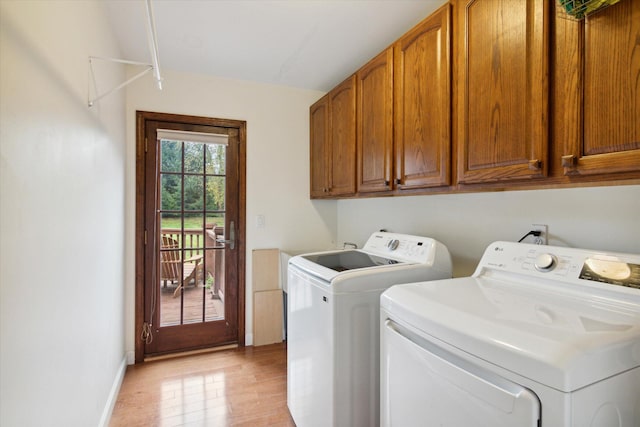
[104,0,446,92]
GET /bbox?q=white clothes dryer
[287,231,452,427]
[381,241,640,427]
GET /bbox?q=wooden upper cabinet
[559,0,640,177]
[309,75,356,198]
[310,95,330,198]
[395,4,452,189]
[456,0,549,184]
[311,0,639,199]
[357,47,394,193]
[328,75,357,196]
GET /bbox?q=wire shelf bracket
[87,0,162,108]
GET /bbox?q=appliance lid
[381,275,640,392]
[301,250,399,272]
[290,249,412,283]
[288,232,452,284]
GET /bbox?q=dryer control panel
[477,241,640,291]
[578,257,640,289]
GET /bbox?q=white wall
[0,2,126,426]
[337,185,640,276]
[125,69,337,348]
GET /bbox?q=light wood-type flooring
[109,343,295,427]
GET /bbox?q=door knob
[215,220,236,250]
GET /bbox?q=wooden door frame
[134,110,246,363]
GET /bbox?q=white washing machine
[287,232,452,427]
[380,241,640,427]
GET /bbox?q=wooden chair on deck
[160,235,203,297]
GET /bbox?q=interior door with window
[136,112,245,359]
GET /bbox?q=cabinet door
[560,0,640,176]
[357,47,394,193]
[395,4,451,189]
[310,95,330,198]
[456,0,548,184]
[329,75,357,196]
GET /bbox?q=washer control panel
[362,232,439,264]
[387,239,400,251]
[479,241,640,290]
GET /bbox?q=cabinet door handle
[528,159,542,170]
[561,155,578,175]
[395,178,402,185]
[561,155,577,168]
[384,180,390,186]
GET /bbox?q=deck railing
[160,225,225,298]
[161,228,205,258]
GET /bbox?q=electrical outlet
[532,224,548,245]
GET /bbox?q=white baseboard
[98,355,127,427]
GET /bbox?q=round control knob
[534,253,556,272]
[387,239,400,251]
